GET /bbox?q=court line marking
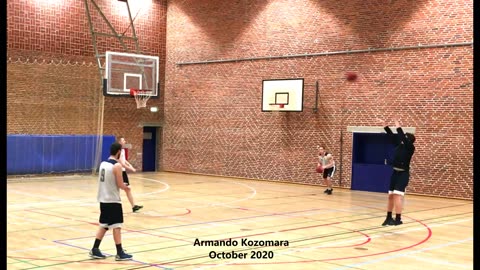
[175,178,257,209]
[190,217,472,269]
[10,205,371,256]
[333,237,473,270]
[7,177,170,208]
[408,254,472,269]
[8,213,472,267]
[7,177,473,268]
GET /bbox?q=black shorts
[122,171,130,186]
[99,202,123,229]
[389,170,410,196]
[323,166,336,179]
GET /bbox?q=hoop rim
[130,88,153,97]
[269,103,285,108]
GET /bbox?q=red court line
[215,221,370,249]
[17,210,431,266]
[24,209,192,243]
[122,216,432,266]
[6,257,157,266]
[278,222,340,232]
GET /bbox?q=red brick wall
[7,0,473,199]
[7,0,167,170]
[164,0,473,199]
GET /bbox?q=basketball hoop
[130,89,152,109]
[269,103,285,111]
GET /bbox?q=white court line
[190,179,257,209]
[334,237,473,270]
[279,217,472,255]
[157,200,399,237]
[123,177,252,217]
[8,190,79,201]
[7,214,94,234]
[193,217,473,270]
[8,218,163,254]
[162,179,257,210]
[129,176,170,196]
[130,202,354,235]
[8,245,59,254]
[7,177,169,208]
[408,254,472,269]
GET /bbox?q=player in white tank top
[119,149,127,172]
[97,159,122,203]
[318,146,335,195]
[90,142,133,261]
[117,137,143,212]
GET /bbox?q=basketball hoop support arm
[313,80,319,113]
[84,0,143,174]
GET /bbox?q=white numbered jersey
[97,159,121,203]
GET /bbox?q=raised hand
[394,119,401,128]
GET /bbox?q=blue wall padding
[7,135,116,175]
[351,133,395,193]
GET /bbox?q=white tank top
[119,149,127,172]
[319,152,335,167]
[97,159,122,203]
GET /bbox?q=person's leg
[123,171,143,212]
[382,193,395,226]
[113,227,132,260]
[392,171,409,225]
[325,176,333,194]
[128,188,143,212]
[113,227,122,245]
[90,203,109,259]
[382,172,397,226]
[111,204,132,261]
[323,175,328,193]
[125,188,135,208]
[394,194,403,213]
[323,171,329,193]
[326,167,335,194]
[90,226,108,258]
[94,227,108,244]
[387,194,395,212]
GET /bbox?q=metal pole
[125,0,141,53]
[313,80,319,113]
[339,129,343,187]
[176,42,473,66]
[84,0,105,175]
[84,0,103,78]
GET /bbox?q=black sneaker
[326,189,333,195]
[324,189,329,194]
[116,252,133,261]
[394,219,403,226]
[89,248,106,259]
[132,205,143,212]
[382,217,395,226]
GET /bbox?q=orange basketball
[346,71,358,81]
[316,165,323,173]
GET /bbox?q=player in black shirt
[381,119,415,226]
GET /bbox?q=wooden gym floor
[7,172,473,270]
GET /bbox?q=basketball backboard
[262,78,304,112]
[104,51,159,97]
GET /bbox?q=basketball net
[130,89,151,109]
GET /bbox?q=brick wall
[7,0,167,170]
[164,0,473,199]
[7,0,473,199]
